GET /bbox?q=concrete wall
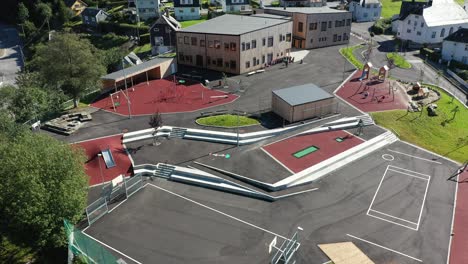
[442,40,468,63]
[272,95,293,122]
[272,94,335,122]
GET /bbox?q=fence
[447,69,468,90]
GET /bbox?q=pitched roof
[272,84,334,106]
[423,0,468,27]
[398,0,427,21]
[178,14,291,35]
[81,7,106,17]
[265,6,350,14]
[444,28,468,43]
[101,58,173,81]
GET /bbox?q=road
[0,23,23,87]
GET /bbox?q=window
[191,37,197,46]
[246,42,250,50]
[310,38,313,43]
[241,42,245,51]
[207,56,211,65]
[335,20,339,27]
[449,27,454,35]
[208,41,213,48]
[298,22,303,32]
[432,31,436,38]
[230,60,236,69]
[200,40,205,47]
[321,22,327,31]
[246,61,250,68]
[407,29,411,33]
[374,12,378,17]
[407,20,411,25]
[346,19,351,26]
[224,43,229,50]
[363,13,368,18]
[440,28,445,38]
[279,34,283,42]
[417,31,421,36]
[262,38,266,46]
[309,23,317,30]
[214,40,221,49]
[253,57,257,66]
[217,58,223,67]
[465,44,468,51]
[414,21,417,27]
[230,42,236,51]
[252,40,257,48]
[286,33,291,42]
[179,52,184,61]
[184,36,189,44]
[421,22,424,28]
[333,34,337,42]
[224,62,229,68]
[267,37,273,47]
[191,7,195,12]
[262,55,265,64]
[328,21,332,28]
[338,35,341,41]
[343,33,348,40]
[178,37,183,44]
[179,9,183,13]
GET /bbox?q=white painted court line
[346,234,423,262]
[366,166,389,215]
[366,213,418,231]
[368,209,418,225]
[416,175,431,228]
[71,132,124,144]
[446,173,459,264]
[387,169,430,181]
[82,231,143,264]
[388,165,432,178]
[387,149,442,164]
[260,147,295,174]
[398,140,461,166]
[147,183,290,241]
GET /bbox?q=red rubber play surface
[91,79,238,115]
[450,168,468,264]
[73,135,132,186]
[336,71,409,112]
[262,130,364,173]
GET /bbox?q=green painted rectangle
[293,146,319,158]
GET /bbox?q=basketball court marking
[346,234,423,262]
[367,165,431,231]
[387,149,442,164]
[382,154,394,161]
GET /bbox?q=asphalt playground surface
[84,140,458,264]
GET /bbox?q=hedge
[139,33,150,44]
[98,21,150,35]
[420,47,441,62]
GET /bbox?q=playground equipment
[110,90,130,112]
[378,65,390,81]
[101,148,116,168]
[359,62,373,81]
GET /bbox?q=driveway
[0,23,23,87]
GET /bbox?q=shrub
[139,33,150,44]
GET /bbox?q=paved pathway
[0,23,22,86]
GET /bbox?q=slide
[101,148,116,169]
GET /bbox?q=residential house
[176,14,293,74]
[394,0,468,46]
[221,0,252,13]
[174,0,201,21]
[442,28,468,64]
[348,0,382,22]
[280,0,327,7]
[81,8,109,27]
[150,13,182,55]
[65,0,88,16]
[258,7,352,49]
[133,0,160,20]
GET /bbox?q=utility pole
[122,59,132,119]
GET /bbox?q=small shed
[272,83,335,123]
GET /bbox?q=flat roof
[272,83,334,106]
[101,57,173,81]
[178,14,291,35]
[265,6,350,14]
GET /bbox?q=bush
[98,21,149,36]
[139,33,150,44]
[371,18,391,35]
[449,60,468,71]
[271,0,280,6]
[420,47,441,62]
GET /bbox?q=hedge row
[420,47,441,63]
[98,21,150,36]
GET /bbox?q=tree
[0,129,88,249]
[18,2,29,24]
[149,111,163,145]
[34,33,106,108]
[10,86,50,123]
[35,2,52,31]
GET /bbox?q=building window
[432,31,436,38]
[268,37,273,47]
[363,13,368,18]
[246,61,250,68]
[241,42,245,51]
[184,36,189,44]
[279,34,282,42]
[178,37,183,44]
[214,40,221,49]
[262,38,266,46]
[179,52,184,61]
[286,33,291,42]
[465,44,468,51]
[179,9,183,13]
[417,31,421,36]
[225,43,229,50]
[200,40,205,47]
[191,7,195,12]
[246,42,251,50]
[230,42,236,51]
[217,58,223,67]
[253,57,257,66]
[440,28,445,38]
[333,34,337,42]
[407,29,411,33]
[207,56,211,65]
[343,33,348,40]
[407,20,411,25]
[421,22,424,27]
[208,41,213,48]
[449,27,454,35]
[191,37,197,46]
[224,62,229,68]
[335,20,339,27]
[298,22,303,32]
[338,35,341,41]
[328,21,332,28]
[321,22,327,31]
[252,40,257,48]
[374,12,378,17]
[309,23,317,30]
[230,60,236,69]
[346,19,351,26]
[262,55,265,64]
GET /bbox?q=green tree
[34,33,106,107]
[35,2,52,31]
[0,130,89,249]
[18,2,29,24]
[10,86,50,123]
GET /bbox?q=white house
[442,28,468,64]
[395,0,468,46]
[221,0,251,13]
[174,0,201,21]
[134,0,160,20]
[348,0,382,22]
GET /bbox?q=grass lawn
[340,44,365,69]
[387,52,411,69]
[180,15,208,28]
[197,114,260,127]
[371,84,468,163]
[381,0,464,19]
[132,43,152,54]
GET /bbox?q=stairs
[356,114,375,126]
[383,130,399,143]
[169,127,187,139]
[154,164,175,178]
